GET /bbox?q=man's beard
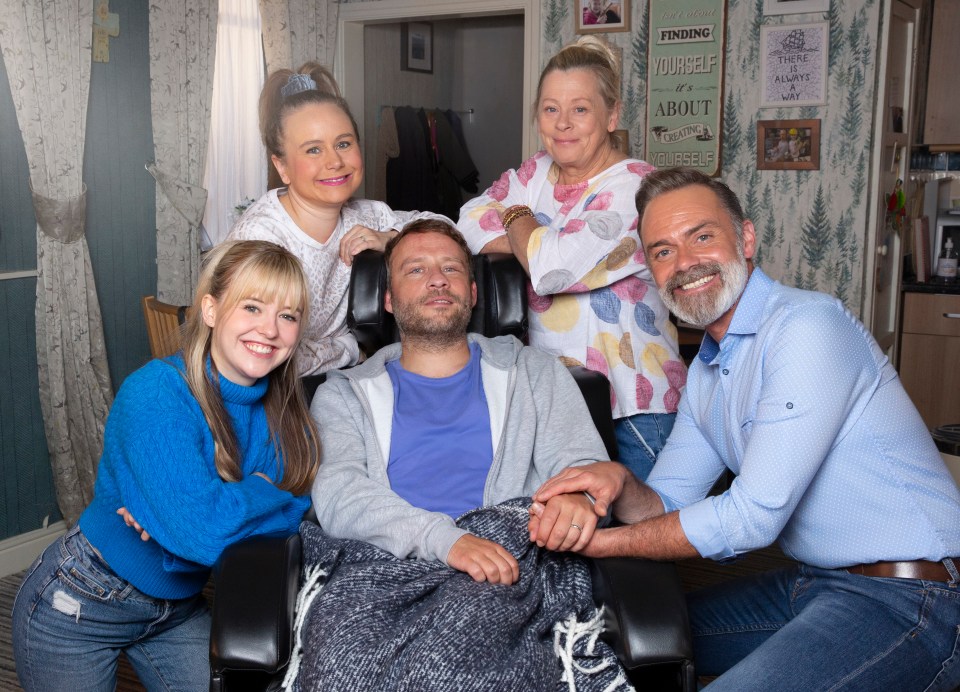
[392,290,473,348]
[658,255,748,328]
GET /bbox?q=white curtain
[0,0,114,525]
[147,0,218,305]
[201,0,267,248]
[259,0,339,73]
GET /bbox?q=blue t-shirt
[385,343,493,518]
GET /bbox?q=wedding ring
[570,523,583,532]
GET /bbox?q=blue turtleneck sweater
[79,355,310,599]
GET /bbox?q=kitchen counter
[901,279,960,295]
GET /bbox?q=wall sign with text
[759,22,828,107]
[646,0,727,176]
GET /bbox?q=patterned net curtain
[260,0,339,77]
[0,1,114,525]
[147,0,218,306]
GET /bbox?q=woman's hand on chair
[339,225,399,266]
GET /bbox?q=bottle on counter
[936,237,958,283]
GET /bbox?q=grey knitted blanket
[283,498,632,692]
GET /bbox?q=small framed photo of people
[576,0,630,33]
[401,22,433,74]
[756,119,820,170]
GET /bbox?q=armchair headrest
[347,250,529,356]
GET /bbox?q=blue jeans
[689,563,960,691]
[614,412,676,480]
[13,525,211,692]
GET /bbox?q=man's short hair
[635,167,746,245]
[384,219,474,284]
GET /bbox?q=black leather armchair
[209,251,694,691]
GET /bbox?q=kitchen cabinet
[898,291,960,428]
[923,0,960,149]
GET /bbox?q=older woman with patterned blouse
[457,36,686,480]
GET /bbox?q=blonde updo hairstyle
[179,239,321,495]
[535,35,623,149]
[259,61,360,159]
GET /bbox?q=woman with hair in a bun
[458,37,685,480]
[228,62,449,375]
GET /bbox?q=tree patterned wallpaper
[542,0,883,314]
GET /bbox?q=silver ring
[570,523,582,531]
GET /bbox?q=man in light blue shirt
[531,167,960,690]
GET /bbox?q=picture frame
[756,119,820,170]
[645,0,727,177]
[613,129,630,155]
[763,0,829,16]
[576,0,630,34]
[401,22,433,74]
[759,22,828,108]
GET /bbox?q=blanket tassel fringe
[280,563,328,691]
[553,608,634,692]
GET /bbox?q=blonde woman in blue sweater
[13,240,320,692]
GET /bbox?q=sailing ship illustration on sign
[781,29,805,52]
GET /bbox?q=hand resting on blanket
[446,533,520,584]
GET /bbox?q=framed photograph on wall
[576,0,630,33]
[763,0,829,16]
[401,22,433,73]
[757,119,820,170]
[759,21,828,107]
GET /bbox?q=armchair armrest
[209,533,302,690]
[589,557,695,690]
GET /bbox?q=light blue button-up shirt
[647,268,960,568]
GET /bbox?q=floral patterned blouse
[458,152,686,419]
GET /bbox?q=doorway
[335,0,541,201]
[864,0,922,358]
[361,16,525,207]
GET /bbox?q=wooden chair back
[141,295,189,359]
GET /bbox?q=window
[201,0,266,248]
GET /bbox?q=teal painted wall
[0,155,52,544]
[0,34,54,537]
[84,0,157,385]
[0,0,155,539]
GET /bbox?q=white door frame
[861,0,921,351]
[335,0,541,187]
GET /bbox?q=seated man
[311,218,607,583]
[532,167,960,690]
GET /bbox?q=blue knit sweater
[79,355,310,599]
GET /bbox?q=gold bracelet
[502,205,534,230]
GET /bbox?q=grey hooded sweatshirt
[310,334,609,565]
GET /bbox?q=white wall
[452,16,525,195]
